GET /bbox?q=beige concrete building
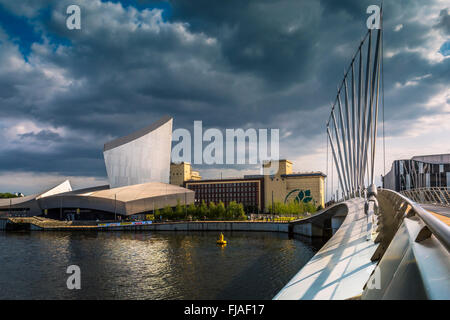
[170,162,202,186]
[173,159,325,213]
[262,160,325,211]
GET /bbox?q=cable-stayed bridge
[275,11,450,300]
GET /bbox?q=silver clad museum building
[0,116,194,220]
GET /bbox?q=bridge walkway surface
[274,198,379,300]
[419,204,450,226]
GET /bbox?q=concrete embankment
[0,217,290,233]
[98,221,290,233]
[0,218,7,230]
[1,209,347,238]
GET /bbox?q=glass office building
[383,154,450,191]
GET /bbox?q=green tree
[0,193,18,199]
[161,205,173,220]
[154,208,161,220]
[174,201,184,220]
[187,203,197,220]
[304,202,317,214]
[208,202,218,219]
[235,203,246,220]
[225,201,246,220]
[199,201,208,219]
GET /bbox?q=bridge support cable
[381,16,386,178]
[344,78,355,195]
[370,27,382,185]
[326,131,328,202]
[360,30,372,190]
[351,62,358,196]
[337,95,352,197]
[331,111,350,197]
[327,127,346,199]
[325,14,383,204]
[357,47,364,194]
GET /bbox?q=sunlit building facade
[104,115,173,188]
[172,160,326,213]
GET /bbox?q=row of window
[196,194,258,199]
[194,198,258,205]
[400,172,450,190]
[188,182,258,188]
[188,185,258,193]
[399,161,450,175]
[195,188,258,193]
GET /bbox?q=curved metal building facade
[1,116,195,220]
[103,115,173,188]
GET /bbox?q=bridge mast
[326,8,383,201]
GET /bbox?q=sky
[0,0,449,196]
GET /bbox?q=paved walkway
[7,217,97,229]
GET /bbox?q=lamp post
[114,194,117,221]
[271,190,274,221]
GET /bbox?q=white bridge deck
[274,198,379,300]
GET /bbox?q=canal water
[0,231,323,300]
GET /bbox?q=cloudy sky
[0,0,449,196]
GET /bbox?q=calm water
[0,231,322,300]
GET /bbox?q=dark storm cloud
[170,0,323,86]
[18,129,62,142]
[0,0,448,182]
[0,148,106,176]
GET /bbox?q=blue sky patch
[439,40,450,56]
[0,4,42,59]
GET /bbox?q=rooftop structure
[0,180,72,216]
[1,116,194,220]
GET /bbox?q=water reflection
[0,231,321,300]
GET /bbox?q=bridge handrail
[400,187,449,207]
[381,188,450,252]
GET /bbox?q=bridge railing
[400,187,450,207]
[378,188,450,253]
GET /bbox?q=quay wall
[98,221,290,233]
[0,218,7,230]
